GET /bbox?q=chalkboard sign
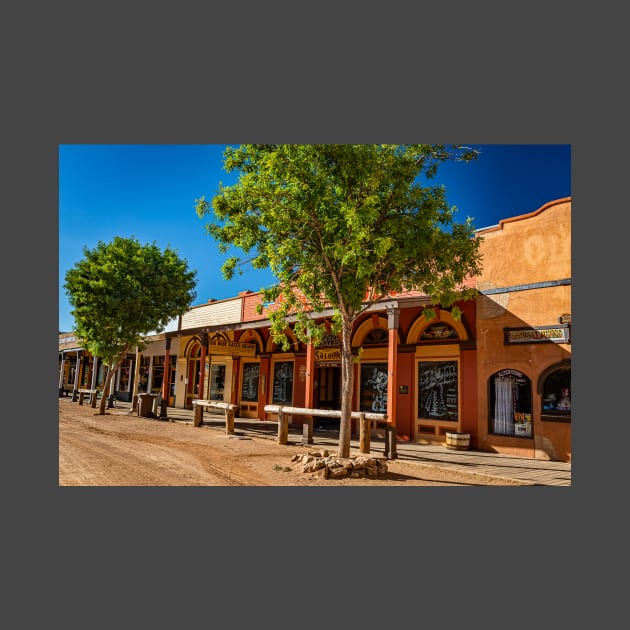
[241,363,260,402]
[272,361,294,404]
[418,360,458,420]
[360,363,388,412]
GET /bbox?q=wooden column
[90,356,99,390]
[304,342,315,408]
[303,341,315,441]
[159,337,171,419]
[131,351,140,412]
[386,307,399,427]
[231,357,240,405]
[257,355,270,419]
[58,352,66,395]
[73,351,82,391]
[386,307,399,459]
[198,332,208,402]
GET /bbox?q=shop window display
[542,367,571,420]
[489,369,532,437]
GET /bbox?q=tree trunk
[337,317,355,458]
[96,348,130,415]
[98,365,113,415]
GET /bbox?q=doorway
[316,365,341,409]
[315,365,341,430]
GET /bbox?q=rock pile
[290,449,388,479]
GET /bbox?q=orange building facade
[59,197,571,462]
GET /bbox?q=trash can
[137,393,158,418]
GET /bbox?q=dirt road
[59,400,523,486]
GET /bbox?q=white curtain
[493,377,514,435]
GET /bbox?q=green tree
[64,236,197,414]
[196,144,482,457]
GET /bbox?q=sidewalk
[117,400,571,487]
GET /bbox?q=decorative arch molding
[237,328,264,354]
[209,331,230,343]
[183,337,202,357]
[406,309,469,345]
[265,327,300,353]
[352,315,401,347]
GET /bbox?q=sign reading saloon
[504,324,570,345]
[314,348,342,363]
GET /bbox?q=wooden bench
[263,404,387,453]
[192,400,240,434]
[73,388,99,407]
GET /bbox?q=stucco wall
[475,198,571,461]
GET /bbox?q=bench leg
[359,414,370,454]
[302,416,313,445]
[277,410,288,445]
[193,405,203,427]
[225,409,235,435]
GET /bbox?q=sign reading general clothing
[504,324,570,345]
[208,340,257,357]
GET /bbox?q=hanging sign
[315,348,342,363]
[504,324,570,345]
[208,340,257,357]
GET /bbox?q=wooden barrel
[445,431,470,450]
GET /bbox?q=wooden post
[193,402,203,427]
[78,391,85,405]
[198,333,208,406]
[225,407,235,434]
[131,350,141,412]
[58,352,66,396]
[303,342,315,434]
[159,337,171,420]
[302,421,313,445]
[386,307,399,429]
[277,408,288,445]
[90,391,98,408]
[359,413,371,454]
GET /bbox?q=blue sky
[58,144,571,333]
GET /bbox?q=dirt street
[58,400,521,486]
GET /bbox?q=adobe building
[474,197,571,461]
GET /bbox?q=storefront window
[418,360,458,420]
[151,356,165,394]
[97,362,106,387]
[210,364,226,401]
[138,356,150,392]
[541,367,571,420]
[489,369,532,437]
[241,363,259,402]
[363,328,388,345]
[81,360,90,387]
[169,355,177,398]
[420,323,458,340]
[119,358,132,392]
[272,361,294,404]
[360,363,388,412]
